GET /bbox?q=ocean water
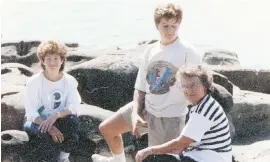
[2,0,270,69]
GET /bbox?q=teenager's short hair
[176,65,213,91]
[37,40,67,71]
[154,3,182,25]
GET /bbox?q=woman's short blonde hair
[37,40,67,71]
[176,65,213,91]
[154,3,182,25]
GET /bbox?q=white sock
[112,151,125,162]
[59,151,70,161]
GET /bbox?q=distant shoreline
[2,39,270,70]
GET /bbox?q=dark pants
[143,154,197,162]
[23,115,80,162]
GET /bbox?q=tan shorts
[119,102,186,146]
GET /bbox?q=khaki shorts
[119,102,186,146]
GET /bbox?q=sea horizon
[2,0,270,69]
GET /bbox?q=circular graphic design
[146,61,178,94]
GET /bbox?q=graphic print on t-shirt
[48,89,62,109]
[146,61,178,94]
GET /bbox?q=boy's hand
[132,111,147,138]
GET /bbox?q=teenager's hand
[48,126,64,143]
[39,115,58,133]
[132,111,147,138]
[135,147,152,162]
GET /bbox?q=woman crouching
[23,40,81,162]
[136,65,232,162]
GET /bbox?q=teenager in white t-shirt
[135,65,232,162]
[92,3,201,162]
[23,40,81,162]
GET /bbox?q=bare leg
[99,110,132,155]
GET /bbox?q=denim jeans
[23,115,80,162]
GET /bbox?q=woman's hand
[48,126,64,143]
[135,147,152,162]
[39,114,58,133]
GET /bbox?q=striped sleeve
[181,95,224,142]
[193,95,232,152]
[180,112,212,142]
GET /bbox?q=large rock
[212,71,234,95]
[64,47,122,72]
[1,130,29,162]
[211,83,234,113]
[1,92,25,131]
[232,136,270,162]
[1,63,35,76]
[1,41,41,56]
[30,47,121,73]
[2,41,89,69]
[214,68,270,94]
[203,50,240,66]
[68,44,235,112]
[229,90,270,138]
[1,63,33,97]
[67,46,147,111]
[1,45,39,67]
[1,41,78,57]
[1,64,33,131]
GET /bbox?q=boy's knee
[98,122,108,135]
[99,121,118,137]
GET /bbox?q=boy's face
[156,18,181,44]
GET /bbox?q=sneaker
[58,151,70,162]
[91,154,114,162]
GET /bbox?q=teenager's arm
[133,47,150,114]
[133,89,146,114]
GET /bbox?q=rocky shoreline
[1,41,270,162]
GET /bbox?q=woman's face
[43,53,63,72]
[179,76,207,105]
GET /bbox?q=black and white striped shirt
[181,94,232,154]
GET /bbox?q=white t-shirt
[24,71,81,121]
[181,94,232,162]
[135,38,201,117]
